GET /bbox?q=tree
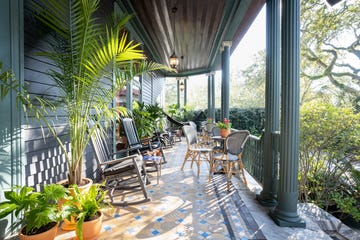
[230,51,265,108]
[300,0,360,111]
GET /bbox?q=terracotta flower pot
[57,178,93,230]
[18,222,58,240]
[220,128,230,138]
[76,211,103,240]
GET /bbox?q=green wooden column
[177,78,180,107]
[270,0,305,227]
[0,0,24,238]
[257,0,280,207]
[139,74,143,103]
[184,77,187,106]
[207,74,211,119]
[126,81,133,111]
[211,73,216,121]
[221,41,231,120]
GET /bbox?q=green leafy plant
[0,63,15,101]
[216,118,231,129]
[166,103,182,120]
[132,101,166,138]
[0,184,68,236]
[63,183,110,240]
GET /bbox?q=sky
[165,6,267,108]
[230,6,266,71]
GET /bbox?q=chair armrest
[100,154,139,166]
[109,146,141,157]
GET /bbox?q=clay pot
[18,222,58,240]
[57,178,93,231]
[219,128,230,138]
[76,211,103,240]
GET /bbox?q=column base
[269,208,306,228]
[256,193,278,207]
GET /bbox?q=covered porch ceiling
[116,0,265,77]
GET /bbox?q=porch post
[126,82,133,111]
[184,77,187,106]
[207,74,211,119]
[177,78,180,107]
[211,72,216,121]
[270,0,305,227]
[139,74,143,103]
[221,41,231,120]
[257,0,280,207]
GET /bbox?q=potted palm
[0,184,68,240]
[216,118,232,138]
[62,183,110,240]
[10,0,172,187]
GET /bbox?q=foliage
[177,108,264,136]
[166,103,182,120]
[229,108,264,136]
[0,184,68,235]
[0,63,15,101]
[165,103,193,121]
[63,183,109,240]
[132,101,166,138]
[300,0,360,111]
[233,50,266,108]
[299,101,360,221]
[216,118,231,129]
[0,0,172,186]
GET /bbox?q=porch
[1,0,358,239]
[53,140,353,240]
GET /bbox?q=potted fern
[0,184,68,240]
[62,183,110,240]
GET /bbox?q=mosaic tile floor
[55,141,265,240]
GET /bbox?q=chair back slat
[212,126,220,137]
[182,125,197,145]
[205,123,215,134]
[188,121,197,132]
[89,126,111,171]
[122,118,143,149]
[226,130,250,155]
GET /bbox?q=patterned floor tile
[55,141,265,240]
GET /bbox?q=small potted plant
[216,118,232,138]
[62,183,110,240]
[0,184,68,240]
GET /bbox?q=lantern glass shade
[169,52,179,69]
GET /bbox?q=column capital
[206,71,216,77]
[220,41,232,51]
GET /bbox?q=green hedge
[183,108,265,136]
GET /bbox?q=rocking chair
[89,126,150,205]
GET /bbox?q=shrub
[299,101,360,221]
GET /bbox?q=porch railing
[242,131,280,193]
[242,134,264,185]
